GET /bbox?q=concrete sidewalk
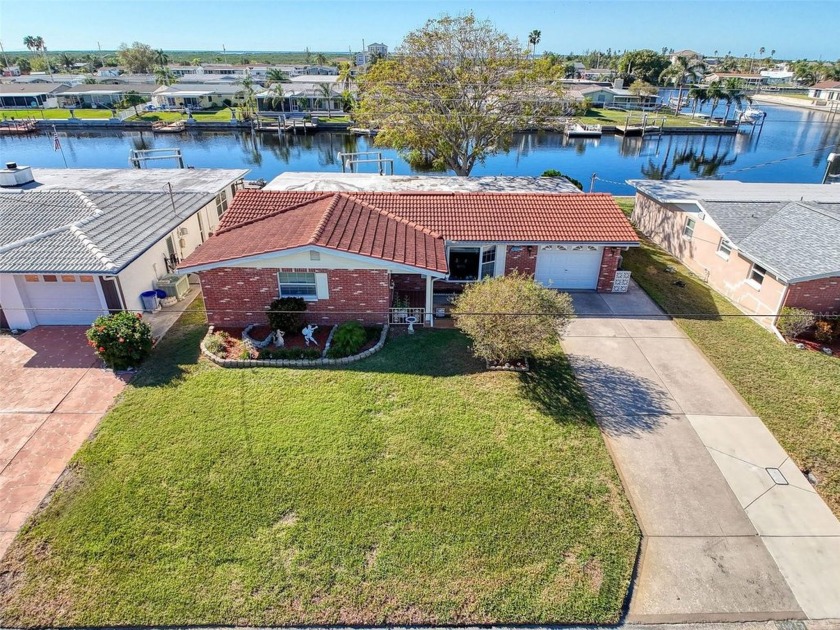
[562,283,840,622]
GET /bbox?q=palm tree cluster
[659,55,707,112]
[792,59,840,85]
[22,35,53,79]
[687,77,749,123]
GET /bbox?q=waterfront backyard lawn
[577,108,706,128]
[127,107,239,122]
[0,304,638,626]
[1,108,114,119]
[615,198,840,516]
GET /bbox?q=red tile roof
[182,190,638,272]
[812,81,840,90]
[180,191,447,273]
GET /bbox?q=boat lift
[337,151,394,175]
[129,147,185,169]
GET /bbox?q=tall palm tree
[23,35,53,81]
[264,83,285,111]
[154,66,175,86]
[528,30,542,57]
[688,85,708,117]
[705,81,727,124]
[266,68,288,84]
[59,52,75,71]
[315,52,328,66]
[721,77,747,123]
[317,83,334,117]
[660,55,707,114]
[155,49,169,69]
[238,75,257,118]
[337,62,354,91]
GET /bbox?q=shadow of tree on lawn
[521,352,673,438]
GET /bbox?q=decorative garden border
[201,324,390,368]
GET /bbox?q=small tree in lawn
[451,272,574,364]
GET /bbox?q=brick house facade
[199,266,391,327]
[180,190,639,327]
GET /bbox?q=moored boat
[565,123,602,138]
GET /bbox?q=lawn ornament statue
[274,330,285,347]
[302,324,319,346]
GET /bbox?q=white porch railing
[389,307,426,325]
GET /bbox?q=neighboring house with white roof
[0,83,68,108]
[628,179,840,329]
[0,166,248,330]
[56,85,156,109]
[151,83,246,109]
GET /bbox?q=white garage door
[535,246,603,290]
[21,275,104,325]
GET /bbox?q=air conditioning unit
[155,273,190,300]
[177,227,189,236]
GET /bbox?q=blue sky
[1,0,838,60]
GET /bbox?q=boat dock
[0,119,38,135]
[152,121,186,134]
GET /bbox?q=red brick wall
[505,246,537,276]
[783,276,840,315]
[392,273,426,292]
[197,267,392,327]
[597,247,623,293]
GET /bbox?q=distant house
[11,73,86,86]
[572,79,658,109]
[707,72,765,87]
[256,80,346,115]
[629,180,840,329]
[355,42,389,67]
[0,83,68,108]
[808,81,840,102]
[151,83,247,110]
[0,167,248,330]
[579,68,617,81]
[200,64,249,78]
[670,49,702,63]
[178,176,638,328]
[760,69,795,85]
[2,66,21,77]
[56,85,156,109]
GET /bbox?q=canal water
[2,102,838,194]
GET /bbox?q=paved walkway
[562,283,840,623]
[0,327,128,559]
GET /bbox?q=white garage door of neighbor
[535,247,603,290]
[22,276,104,325]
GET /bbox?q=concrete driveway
[562,283,840,622]
[0,327,128,559]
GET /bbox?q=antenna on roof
[167,182,177,215]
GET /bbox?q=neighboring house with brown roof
[0,83,68,108]
[179,183,639,327]
[628,179,840,330]
[808,81,840,102]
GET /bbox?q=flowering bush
[86,311,153,370]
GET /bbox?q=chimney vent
[0,163,35,187]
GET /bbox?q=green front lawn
[127,107,239,122]
[0,108,114,119]
[615,201,840,515]
[0,302,638,626]
[576,108,714,128]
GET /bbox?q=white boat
[739,107,766,123]
[565,123,602,138]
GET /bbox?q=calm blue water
[2,102,838,194]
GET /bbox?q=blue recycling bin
[140,290,160,312]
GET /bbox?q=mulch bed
[792,332,839,357]
[218,325,331,351]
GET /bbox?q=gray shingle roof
[733,202,840,282]
[0,190,212,273]
[700,201,788,242]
